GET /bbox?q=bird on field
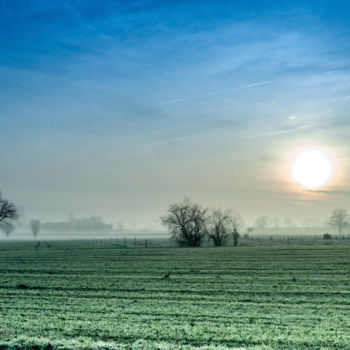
[44,241,51,247]
[17,284,29,290]
[34,241,41,248]
[162,272,171,279]
[292,276,297,282]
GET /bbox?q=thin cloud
[156,80,274,106]
[239,80,274,89]
[304,189,350,197]
[156,98,186,106]
[243,124,313,139]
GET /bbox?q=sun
[290,148,333,189]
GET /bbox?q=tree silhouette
[255,216,269,232]
[0,221,14,237]
[30,219,40,237]
[207,208,231,247]
[231,213,243,247]
[0,192,18,223]
[328,208,348,235]
[161,197,208,247]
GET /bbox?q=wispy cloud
[156,98,187,106]
[239,80,274,90]
[243,124,313,139]
[304,189,350,197]
[156,80,274,106]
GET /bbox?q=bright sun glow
[291,149,333,189]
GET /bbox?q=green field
[0,241,349,349]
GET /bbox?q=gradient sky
[1,0,350,229]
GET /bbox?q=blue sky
[1,1,350,228]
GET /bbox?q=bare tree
[255,216,269,232]
[328,208,348,235]
[270,217,281,228]
[232,212,243,247]
[30,219,40,237]
[115,222,125,232]
[283,217,295,228]
[207,208,231,247]
[0,192,18,238]
[206,208,243,247]
[0,192,18,223]
[0,221,14,237]
[161,197,208,247]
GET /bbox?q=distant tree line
[0,191,117,238]
[1,189,350,243]
[41,215,113,233]
[161,197,243,247]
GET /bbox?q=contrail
[156,98,187,106]
[156,80,274,106]
[239,80,274,89]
